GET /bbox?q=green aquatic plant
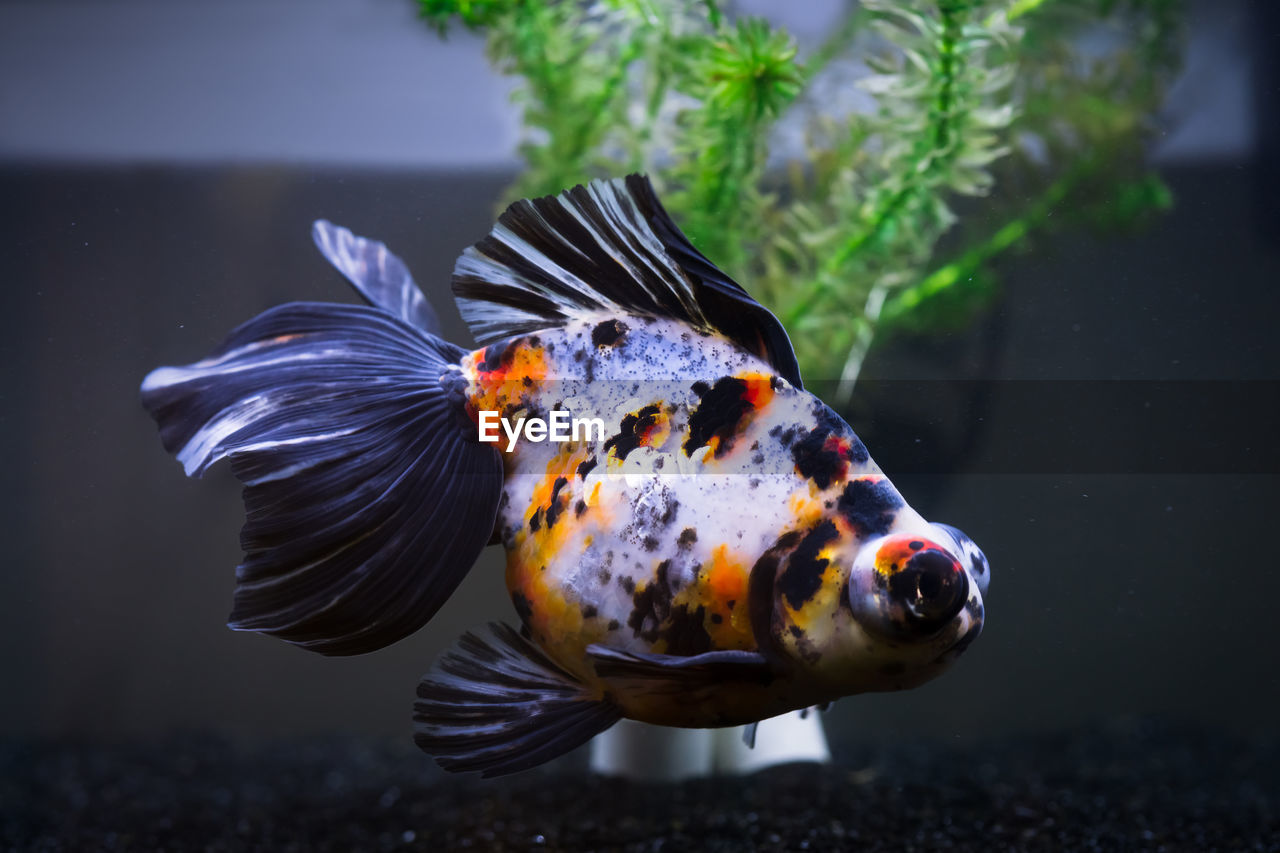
[419,0,1181,394]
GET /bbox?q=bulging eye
[886,548,968,633]
[848,535,970,640]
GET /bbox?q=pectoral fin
[586,645,775,697]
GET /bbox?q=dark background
[1,0,1277,756]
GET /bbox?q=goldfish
[141,175,989,777]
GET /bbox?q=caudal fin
[415,623,622,776]
[141,302,502,655]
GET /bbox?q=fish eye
[848,536,971,640]
[888,549,968,633]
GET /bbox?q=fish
[141,175,989,777]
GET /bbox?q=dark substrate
[3,717,1276,852]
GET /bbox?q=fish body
[142,175,988,775]
[463,320,982,728]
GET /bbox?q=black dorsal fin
[451,174,803,389]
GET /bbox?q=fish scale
[141,174,989,776]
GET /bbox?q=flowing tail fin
[141,301,502,655]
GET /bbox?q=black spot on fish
[642,535,660,552]
[511,591,534,625]
[910,540,924,551]
[575,499,587,517]
[577,456,598,479]
[604,404,662,461]
[480,340,517,372]
[837,479,903,537]
[965,598,984,622]
[627,561,675,643]
[769,423,803,448]
[684,377,753,458]
[678,528,698,548]
[607,619,620,631]
[691,381,710,397]
[726,599,736,610]
[711,612,723,624]
[544,477,570,529]
[791,431,840,489]
[592,319,629,347]
[972,553,988,577]
[582,604,598,619]
[529,508,543,532]
[790,407,866,489]
[522,375,533,388]
[663,604,712,656]
[619,576,636,595]
[777,520,839,609]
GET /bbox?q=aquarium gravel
[4,718,1275,852]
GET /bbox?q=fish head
[758,516,987,696]
[838,521,987,689]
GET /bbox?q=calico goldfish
[142,175,989,777]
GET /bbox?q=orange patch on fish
[704,545,754,648]
[874,536,938,577]
[737,371,776,410]
[463,341,550,417]
[788,490,826,529]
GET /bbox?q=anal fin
[415,623,622,777]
